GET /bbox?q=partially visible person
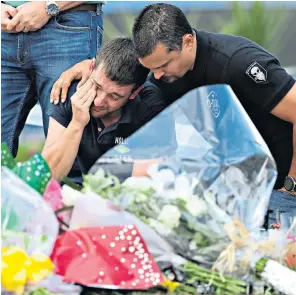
[42,38,174,181]
[1,1,104,157]
[132,3,296,226]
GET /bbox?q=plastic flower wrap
[50,225,165,289]
[43,179,72,228]
[67,191,250,294]
[1,167,59,256]
[81,85,296,293]
[87,85,277,264]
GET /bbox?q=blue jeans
[1,6,103,157]
[267,189,296,226]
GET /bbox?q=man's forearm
[289,124,296,177]
[42,122,84,180]
[56,1,85,12]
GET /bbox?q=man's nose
[154,70,165,80]
[93,93,107,107]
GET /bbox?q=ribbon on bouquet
[212,217,288,276]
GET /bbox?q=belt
[67,4,99,13]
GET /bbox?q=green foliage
[15,143,43,162]
[221,2,291,54]
[103,14,133,42]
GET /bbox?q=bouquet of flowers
[78,168,296,295]
[75,84,295,294]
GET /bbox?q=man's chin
[91,109,108,118]
[161,76,179,83]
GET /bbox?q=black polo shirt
[47,81,168,177]
[150,29,295,189]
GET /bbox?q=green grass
[15,143,44,162]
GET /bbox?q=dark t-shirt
[47,82,168,177]
[149,29,295,189]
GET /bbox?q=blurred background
[18,1,296,161]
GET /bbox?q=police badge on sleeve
[246,61,267,83]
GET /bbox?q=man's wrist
[69,120,86,131]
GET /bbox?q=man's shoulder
[138,81,167,106]
[127,82,168,127]
[198,29,264,59]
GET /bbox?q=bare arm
[56,1,85,11]
[43,80,97,180]
[42,119,84,180]
[271,82,296,181]
[132,158,165,177]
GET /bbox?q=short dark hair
[132,3,193,58]
[94,38,149,88]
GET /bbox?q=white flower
[61,185,83,206]
[134,193,148,203]
[123,176,153,189]
[150,169,176,185]
[174,175,192,201]
[261,260,296,295]
[148,218,172,236]
[185,196,207,217]
[158,205,181,229]
[189,240,198,251]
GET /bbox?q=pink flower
[43,179,71,226]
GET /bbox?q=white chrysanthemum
[261,260,296,295]
[174,175,192,201]
[148,218,172,236]
[186,196,208,217]
[61,185,83,206]
[151,169,176,185]
[123,176,153,189]
[158,205,181,229]
[134,193,148,203]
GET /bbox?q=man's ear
[183,34,194,50]
[129,85,144,100]
[89,58,95,74]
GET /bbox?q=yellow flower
[1,246,54,293]
[26,252,54,283]
[161,279,180,292]
[2,247,28,293]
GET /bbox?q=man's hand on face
[1,3,17,32]
[6,2,50,33]
[50,59,94,105]
[71,80,97,129]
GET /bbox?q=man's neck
[101,109,122,127]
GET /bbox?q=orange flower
[285,242,296,270]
